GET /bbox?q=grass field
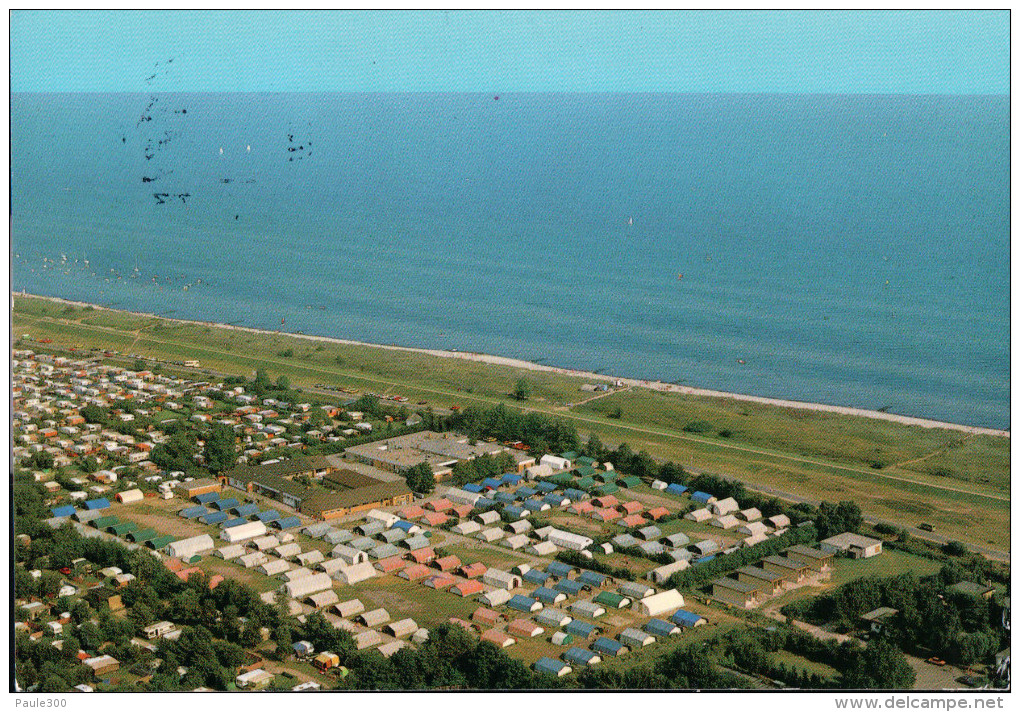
[13,294,1009,552]
[762,549,944,612]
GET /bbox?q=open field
[13,294,1009,551]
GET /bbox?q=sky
[10,10,1010,94]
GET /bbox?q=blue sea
[10,93,1010,428]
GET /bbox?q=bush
[682,420,713,434]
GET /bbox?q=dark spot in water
[234,215,239,221]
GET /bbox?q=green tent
[575,477,599,492]
[595,483,619,497]
[594,591,630,609]
[127,528,158,543]
[618,476,642,488]
[91,515,119,529]
[147,535,176,550]
[107,522,139,537]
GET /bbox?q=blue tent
[507,595,541,613]
[691,491,714,504]
[593,637,626,657]
[695,555,716,565]
[462,483,484,493]
[84,498,110,510]
[535,481,557,493]
[522,569,550,585]
[221,517,248,528]
[564,647,600,666]
[50,505,76,518]
[644,618,679,637]
[493,491,516,504]
[474,497,495,509]
[564,488,588,501]
[481,477,502,490]
[502,505,527,519]
[671,609,705,628]
[543,494,568,507]
[255,510,281,523]
[665,483,688,496]
[391,520,416,532]
[554,579,584,596]
[546,561,574,578]
[564,620,597,639]
[523,499,547,512]
[576,571,606,588]
[501,474,522,486]
[534,657,569,676]
[212,498,239,511]
[273,516,302,529]
[199,511,229,525]
[179,505,207,519]
[517,486,538,498]
[532,587,563,604]
[194,492,220,504]
[232,503,258,517]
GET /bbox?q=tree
[81,403,108,425]
[30,450,54,470]
[405,463,435,495]
[151,431,198,472]
[133,358,147,371]
[275,375,291,390]
[204,423,238,474]
[512,378,532,401]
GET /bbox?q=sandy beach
[15,292,1010,438]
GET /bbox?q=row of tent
[178,503,301,530]
[533,608,706,677]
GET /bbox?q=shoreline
[13,291,1010,438]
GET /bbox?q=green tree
[405,463,435,495]
[204,423,238,474]
[512,378,532,401]
[81,403,108,425]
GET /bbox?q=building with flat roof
[820,533,883,559]
[344,431,508,481]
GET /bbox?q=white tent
[238,552,268,568]
[480,589,513,607]
[274,543,303,559]
[215,544,246,560]
[482,569,521,590]
[318,558,347,576]
[709,497,739,516]
[637,589,685,617]
[166,534,214,559]
[648,560,689,584]
[250,535,280,551]
[282,572,333,598]
[115,489,144,504]
[220,520,267,543]
[258,558,291,576]
[334,562,376,585]
[526,541,558,556]
[446,488,483,506]
[281,567,314,582]
[547,528,593,551]
[332,544,369,565]
[365,509,400,527]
